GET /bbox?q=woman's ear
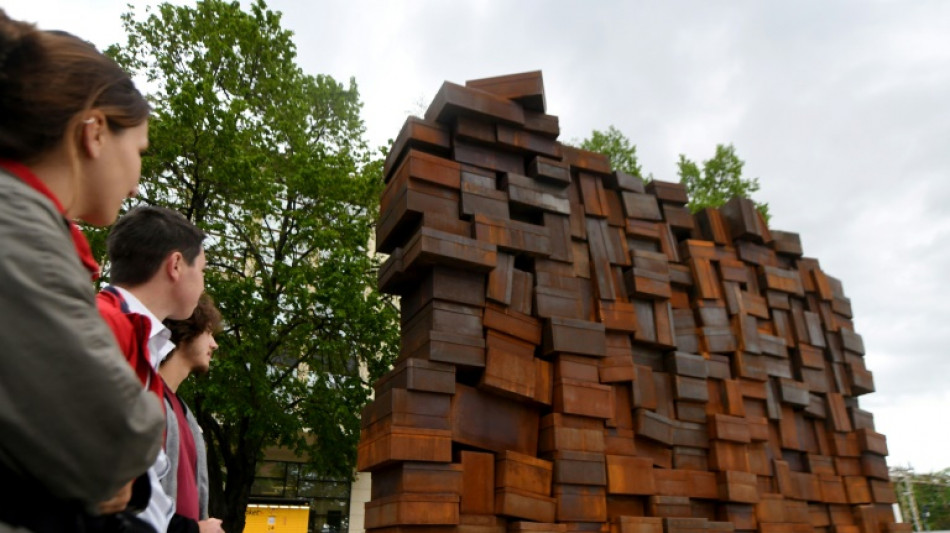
[79,110,108,159]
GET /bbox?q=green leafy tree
[678,143,770,219]
[107,1,399,531]
[579,125,644,178]
[894,468,950,531]
[579,127,769,220]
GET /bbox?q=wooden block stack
[360,70,899,533]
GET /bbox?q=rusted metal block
[466,70,546,112]
[717,503,757,531]
[426,81,525,126]
[696,208,731,245]
[625,267,672,300]
[452,384,539,455]
[496,123,561,158]
[384,117,452,178]
[860,453,889,480]
[771,230,803,257]
[688,470,718,499]
[494,488,556,523]
[474,214,553,258]
[501,172,571,215]
[634,408,675,445]
[539,414,606,454]
[554,378,614,419]
[535,285,585,320]
[362,388,451,430]
[611,516,662,533]
[868,479,896,504]
[709,441,751,473]
[372,462,463,500]
[553,484,607,522]
[357,424,453,472]
[524,110,560,137]
[528,155,571,186]
[637,436,674,468]
[561,145,612,175]
[709,413,751,443]
[717,470,759,503]
[844,476,872,505]
[675,401,708,424]
[460,451,495,515]
[605,170,646,193]
[543,316,607,357]
[484,301,542,345]
[604,427,637,456]
[663,517,708,533]
[673,375,709,402]
[454,139,525,174]
[480,330,537,402]
[621,191,662,221]
[855,428,888,456]
[721,197,771,244]
[462,180,510,220]
[818,474,849,504]
[760,266,805,296]
[364,492,460,528]
[673,446,709,472]
[654,468,691,497]
[646,180,689,204]
[495,450,553,494]
[374,358,456,396]
[377,185,460,254]
[402,226,497,273]
[541,450,607,486]
[647,495,691,518]
[401,328,486,369]
[509,522,567,533]
[662,204,695,236]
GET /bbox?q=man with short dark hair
[97,206,208,533]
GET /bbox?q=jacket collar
[0,159,100,280]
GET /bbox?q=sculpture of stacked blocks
[358,71,904,533]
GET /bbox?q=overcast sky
[8,0,949,472]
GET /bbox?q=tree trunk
[220,458,255,533]
[199,405,260,533]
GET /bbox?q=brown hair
[164,293,223,348]
[0,10,149,162]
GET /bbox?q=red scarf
[0,159,101,280]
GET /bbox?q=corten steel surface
[358,70,904,533]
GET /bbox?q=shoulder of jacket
[96,291,126,324]
[0,169,64,220]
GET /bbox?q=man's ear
[79,110,108,159]
[166,251,184,282]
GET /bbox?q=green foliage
[677,143,770,220]
[895,468,950,531]
[107,0,398,529]
[578,129,768,221]
[579,125,644,179]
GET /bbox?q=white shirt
[112,286,176,531]
[113,286,174,369]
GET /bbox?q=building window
[250,460,350,533]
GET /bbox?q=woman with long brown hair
[0,9,165,532]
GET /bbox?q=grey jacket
[0,169,165,523]
[162,393,210,520]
